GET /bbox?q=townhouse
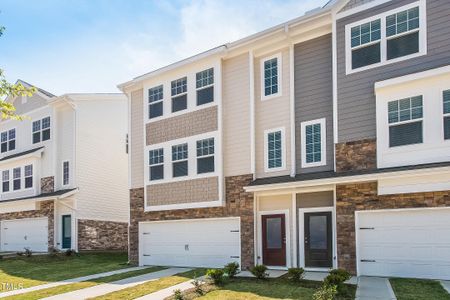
[120,0,450,280]
[0,81,129,252]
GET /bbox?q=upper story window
[301,119,326,168]
[2,170,9,193]
[196,68,214,106]
[172,143,188,177]
[148,85,164,119]
[1,129,16,153]
[171,77,187,113]
[32,117,51,144]
[196,138,214,174]
[388,96,423,147]
[264,128,285,172]
[346,2,425,73]
[149,148,164,181]
[13,167,21,191]
[63,161,70,186]
[261,54,282,100]
[24,165,33,188]
[444,90,450,140]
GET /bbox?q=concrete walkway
[356,277,396,300]
[0,266,151,298]
[135,276,206,300]
[43,267,191,300]
[441,281,450,294]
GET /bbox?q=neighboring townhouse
[120,0,450,280]
[0,81,129,252]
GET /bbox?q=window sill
[301,161,326,169]
[261,92,283,102]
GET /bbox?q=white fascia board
[244,166,450,193]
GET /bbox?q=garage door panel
[140,218,240,268]
[1,218,48,252]
[358,208,450,280]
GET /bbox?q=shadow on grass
[0,252,129,283]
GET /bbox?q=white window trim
[31,116,52,144]
[148,85,164,120]
[264,127,286,173]
[301,118,327,168]
[442,88,450,142]
[171,143,188,178]
[148,148,165,182]
[2,170,10,193]
[1,128,16,153]
[2,164,34,194]
[145,131,220,185]
[345,0,427,75]
[260,53,283,101]
[62,160,70,187]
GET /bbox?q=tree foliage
[0,23,36,120]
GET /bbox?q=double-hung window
[172,143,188,177]
[63,161,70,185]
[171,77,187,113]
[149,148,164,181]
[444,90,450,140]
[24,165,33,188]
[13,167,21,191]
[265,128,285,171]
[1,129,16,153]
[148,85,164,119]
[301,119,326,168]
[2,170,9,192]
[262,54,281,99]
[388,96,423,147]
[347,3,424,72]
[196,138,214,174]
[32,117,51,144]
[196,68,214,106]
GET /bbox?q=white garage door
[140,218,240,268]
[1,218,49,252]
[357,208,450,280]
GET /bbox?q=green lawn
[0,252,129,288]
[90,269,206,300]
[5,266,165,300]
[390,278,450,300]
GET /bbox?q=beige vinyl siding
[223,53,251,177]
[255,48,292,178]
[130,89,144,188]
[12,93,48,115]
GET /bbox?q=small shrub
[224,262,240,278]
[329,269,351,281]
[313,284,337,300]
[49,247,60,257]
[206,269,224,285]
[324,269,351,296]
[24,248,32,257]
[173,289,184,300]
[287,267,305,282]
[192,278,204,296]
[65,249,77,256]
[250,265,268,280]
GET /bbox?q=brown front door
[262,214,286,266]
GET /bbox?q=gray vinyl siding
[337,0,450,142]
[294,34,334,173]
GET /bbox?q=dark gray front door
[62,215,71,249]
[304,211,332,268]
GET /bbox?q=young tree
[0,24,36,120]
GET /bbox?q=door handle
[283,238,286,244]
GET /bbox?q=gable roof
[16,79,56,98]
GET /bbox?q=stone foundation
[335,139,376,172]
[40,176,55,193]
[77,219,128,251]
[336,182,450,273]
[0,200,55,251]
[130,174,254,268]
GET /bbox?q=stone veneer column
[129,174,255,268]
[40,176,55,193]
[335,139,376,172]
[336,181,450,273]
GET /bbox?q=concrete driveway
[356,277,397,300]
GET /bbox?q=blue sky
[0,0,328,95]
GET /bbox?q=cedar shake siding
[146,106,218,145]
[294,34,334,173]
[337,0,450,143]
[146,177,219,206]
